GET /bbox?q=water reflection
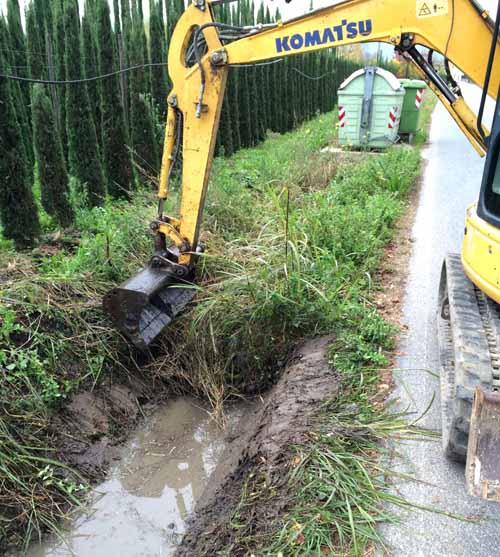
[25,398,233,557]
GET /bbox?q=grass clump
[266,361,424,557]
[151,144,421,407]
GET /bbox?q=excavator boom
[104,0,500,352]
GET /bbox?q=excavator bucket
[466,387,500,501]
[103,265,196,351]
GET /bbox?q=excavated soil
[51,373,159,481]
[176,336,339,557]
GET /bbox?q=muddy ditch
[14,336,338,556]
[23,397,249,556]
[177,336,339,556]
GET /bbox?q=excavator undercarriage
[438,254,500,501]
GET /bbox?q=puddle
[24,398,242,557]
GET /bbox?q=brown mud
[176,336,339,557]
[50,372,162,482]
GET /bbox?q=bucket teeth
[103,265,196,350]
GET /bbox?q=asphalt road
[379,84,500,556]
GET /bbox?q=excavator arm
[104,0,500,350]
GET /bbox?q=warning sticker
[416,0,449,18]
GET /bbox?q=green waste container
[399,79,428,136]
[338,66,405,149]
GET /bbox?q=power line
[291,67,339,81]
[229,58,283,68]
[0,61,166,84]
[0,60,343,86]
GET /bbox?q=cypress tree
[0,48,40,248]
[33,0,48,54]
[82,11,101,145]
[136,0,144,21]
[41,0,54,35]
[132,0,150,94]
[218,4,239,152]
[64,0,105,206]
[285,57,294,131]
[272,8,283,132]
[150,0,167,112]
[24,3,45,78]
[113,0,121,32]
[166,0,184,43]
[31,84,74,227]
[121,0,131,28]
[255,2,267,141]
[53,0,68,158]
[130,22,159,179]
[263,6,273,133]
[157,0,165,40]
[6,0,29,103]
[2,16,33,175]
[219,93,234,157]
[96,0,133,198]
[245,1,258,145]
[234,5,252,147]
[228,71,241,152]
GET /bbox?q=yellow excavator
[103,0,500,500]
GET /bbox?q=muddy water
[26,398,242,557]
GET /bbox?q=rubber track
[438,254,494,462]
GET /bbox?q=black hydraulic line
[407,46,456,104]
[469,0,496,28]
[192,22,248,117]
[445,58,462,96]
[427,48,434,67]
[477,0,500,141]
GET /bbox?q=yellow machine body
[463,204,500,305]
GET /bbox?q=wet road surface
[380,84,500,555]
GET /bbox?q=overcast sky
[0,0,498,30]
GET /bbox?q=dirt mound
[176,336,339,556]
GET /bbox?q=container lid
[400,79,428,89]
[339,67,403,92]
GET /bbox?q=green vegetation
[64,0,105,207]
[266,363,426,556]
[0,43,40,248]
[97,0,134,199]
[0,99,434,549]
[0,0,374,242]
[31,84,74,227]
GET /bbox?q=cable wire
[291,66,339,80]
[444,0,455,57]
[229,58,283,68]
[0,61,166,84]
